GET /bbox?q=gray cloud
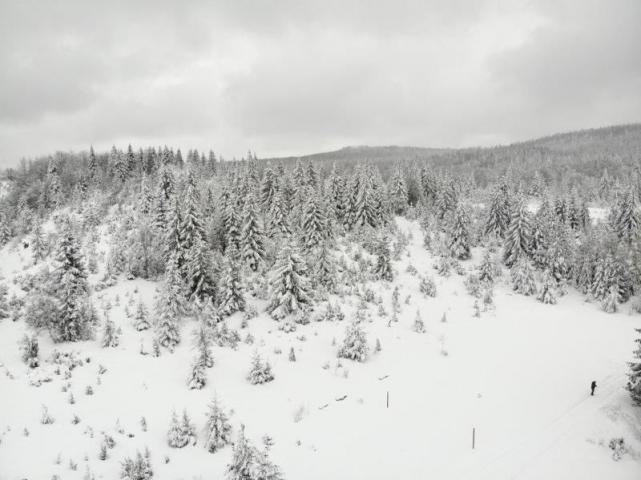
[0,0,639,165]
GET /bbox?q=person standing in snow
[590,380,597,396]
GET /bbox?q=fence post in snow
[472,427,476,449]
[386,391,389,408]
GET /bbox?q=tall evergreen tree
[503,198,532,267]
[218,245,246,316]
[626,328,641,406]
[268,242,312,319]
[240,194,266,272]
[448,204,471,260]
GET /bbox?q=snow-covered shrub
[601,285,619,313]
[464,273,482,298]
[608,438,626,461]
[294,307,311,325]
[20,334,39,368]
[277,319,296,333]
[537,271,558,305]
[41,405,55,424]
[212,322,240,349]
[0,283,9,320]
[337,322,369,362]
[413,310,425,333]
[630,296,641,314]
[227,426,283,480]
[418,275,436,297]
[167,410,196,448]
[406,263,418,276]
[435,256,452,277]
[247,352,275,385]
[120,450,153,480]
[288,347,296,362]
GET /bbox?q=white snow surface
[0,217,640,479]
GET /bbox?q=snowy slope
[0,218,640,480]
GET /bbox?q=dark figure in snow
[590,381,597,396]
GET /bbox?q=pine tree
[186,236,217,302]
[389,167,408,215]
[260,167,278,210]
[267,190,292,237]
[374,235,393,281]
[20,334,39,368]
[448,204,471,260]
[247,351,274,384]
[626,328,641,406]
[203,396,233,453]
[164,195,185,264]
[154,256,183,350]
[227,426,255,480]
[601,284,619,313]
[218,246,246,316]
[478,250,498,284]
[503,198,532,267]
[188,358,207,389]
[120,451,153,480]
[112,146,129,182]
[133,300,151,331]
[268,242,312,319]
[101,316,121,348]
[193,322,214,368]
[240,194,266,271]
[484,186,510,238]
[510,259,537,296]
[338,321,369,362]
[301,190,328,252]
[614,189,640,244]
[50,225,94,342]
[87,145,97,180]
[314,241,337,292]
[181,172,206,252]
[0,211,11,246]
[31,221,47,264]
[537,270,558,304]
[167,410,195,448]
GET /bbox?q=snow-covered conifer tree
[337,321,369,362]
[240,194,266,271]
[247,351,275,384]
[101,317,121,348]
[448,204,471,260]
[133,300,151,331]
[203,396,233,453]
[268,242,312,319]
[188,358,206,390]
[301,190,328,252]
[626,328,641,406]
[511,259,537,296]
[389,167,408,215]
[218,245,246,316]
[374,235,393,281]
[503,198,532,267]
[537,270,558,305]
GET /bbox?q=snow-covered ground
[1,218,640,479]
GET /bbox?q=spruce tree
[247,351,275,384]
[448,204,471,260]
[626,328,641,406]
[203,396,233,453]
[267,190,292,237]
[240,194,266,271]
[186,236,217,301]
[510,259,537,296]
[133,300,151,331]
[31,222,47,264]
[301,190,328,252]
[338,321,369,362]
[389,167,408,215]
[51,225,94,342]
[374,235,393,281]
[484,186,509,238]
[314,241,337,292]
[537,270,558,304]
[268,242,312,319]
[218,245,246,316]
[503,198,532,267]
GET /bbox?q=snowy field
[1,217,640,479]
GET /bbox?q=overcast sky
[0,0,639,166]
